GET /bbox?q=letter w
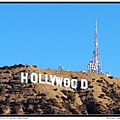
[55,77,63,87]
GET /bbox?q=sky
[0,3,120,78]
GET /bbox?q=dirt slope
[0,64,120,115]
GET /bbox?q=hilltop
[0,64,120,115]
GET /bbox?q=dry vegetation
[0,64,120,115]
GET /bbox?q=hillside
[0,64,120,115]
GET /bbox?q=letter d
[81,79,88,89]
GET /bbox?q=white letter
[71,79,77,89]
[55,77,63,87]
[45,74,51,85]
[64,78,70,88]
[39,73,45,84]
[21,72,28,83]
[81,79,88,89]
[31,73,38,83]
[50,75,56,86]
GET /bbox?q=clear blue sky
[0,3,120,78]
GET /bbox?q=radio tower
[87,19,102,74]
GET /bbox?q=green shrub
[113,108,120,114]
[88,85,93,88]
[88,81,91,85]
[57,111,67,114]
[0,86,5,92]
[43,106,55,114]
[56,95,59,98]
[5,96,11,106]
[54,88,57,91]
[62,102,70,110]
[67,93,76,102]
[108,94,114,99]
[40,102,48,109]
[102,87,107,93]
[99,94,105,98]
[40,93,46,96]
[108,76,113,79]
[47,98,59,107]
[110,84,114,87]
[61,96,68,101]
[12,83,15,89]
[96,80,103,83]
[117,85,120,89]
[61,90,69,96]
[68,90,73,93]
[61,90,76,103]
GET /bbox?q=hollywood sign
[21,72,88,89]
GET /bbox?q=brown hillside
[0,64,120,115]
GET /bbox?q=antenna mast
[94,19,102,74]
[87,18,102,74]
